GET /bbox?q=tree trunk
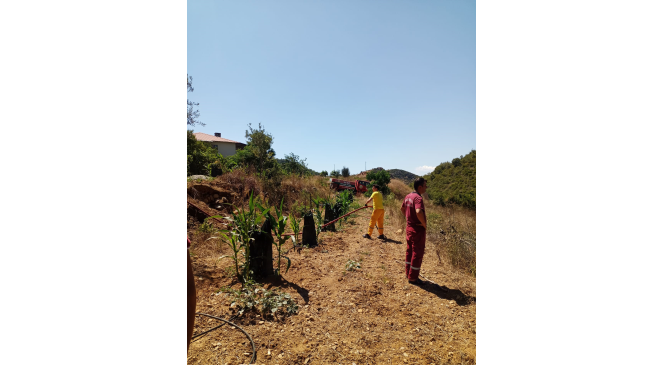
[249,219,274,279]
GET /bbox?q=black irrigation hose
[194,313,256,364]
[191,314,237,340]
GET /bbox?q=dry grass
[187,171,477,364]
[189,171,476,275]
[387,178,412,200]
[383,186,476,275]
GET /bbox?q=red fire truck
[329,178,371,194]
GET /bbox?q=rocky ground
[187,204,476,365]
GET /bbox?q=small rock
[243,352,250,356]
[404,353,408,356]
[267,350,271,356]
[304,358,310,364]
[358,309,362,313]
[259,321,264,324]
[396,229,403,234]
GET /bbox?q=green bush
[281,152,308,176]
[187,130,226,176]
[341,166,350,177]
[320,170,328,177]
[366,169,391,195]
[425,150,476,209]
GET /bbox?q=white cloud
[415,165,435,173]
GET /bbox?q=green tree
[282,153,308,176]
[331,169,341,178]
[366,169,391,195]
[341,166,350,177]
[187,130,224,176]
[229,123,280,178]
[320,170,328,177]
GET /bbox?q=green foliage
[345,259,361,271]
[320,170,328,177]
[187,130,225,176]
[330,169,341,178]
[331,190,353,228]
[341,166,350,177]
[265,198,292,276]
[425,150,476,209]
[197,219,216,234]
[281,152,309,176]
[214,191,270,284]
[311,197,326,239]
[229,123,281,179]
[220,281,298,317]
[366,169,391,195]
[288,212,302,244]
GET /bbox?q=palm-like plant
[265,198,292,276]
[214,191,269,285]
[288,212,301,245]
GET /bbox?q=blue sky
[188,0,475,175]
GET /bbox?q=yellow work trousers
[367,209,385,236]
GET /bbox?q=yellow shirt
[370,191,384,210]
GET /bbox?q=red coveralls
[402,192,426,281]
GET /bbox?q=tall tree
[187,75,204,127]
[244,123,275,172]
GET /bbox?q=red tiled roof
[193,132,242,144]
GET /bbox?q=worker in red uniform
[401,178,428,285]
[363,184,386,240]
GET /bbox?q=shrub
[265,198,292,276]
[341,166,350,177]
[330,169,341,178]
[215,191,270,284]
[345,259,361,271]
[424,150,476,209]
[281,152,308,176]
[320,170,328,177]
[187,130,226,176]
[366,169,391,195]
[220,281,299,317]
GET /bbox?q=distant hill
[387,169,420,183]
[422,150,476,209]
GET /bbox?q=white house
[193,132,246,157]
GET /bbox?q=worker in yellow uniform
[363,184,386,240]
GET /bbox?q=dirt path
[188,208,476,365]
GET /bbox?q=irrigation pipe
[279,205,371,237]
[194,313,256,364]
[188,198,371,237]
